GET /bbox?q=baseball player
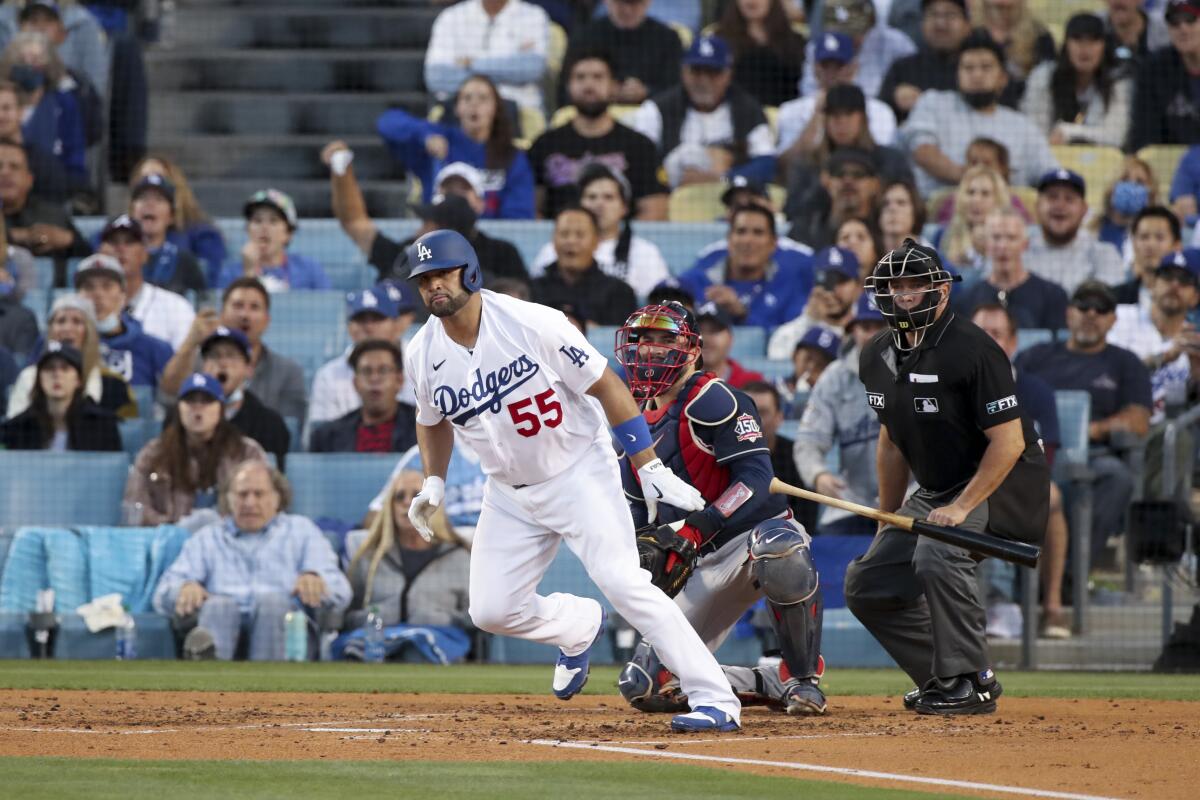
[850,239,1050,715]
[403,230,742,733]
[613,302,827,717]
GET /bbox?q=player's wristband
[614,414,653,454]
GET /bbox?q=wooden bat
[768,478,1040,568]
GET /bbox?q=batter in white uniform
[402,230,742,732]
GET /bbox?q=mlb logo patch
[914,397,939,413]
[734,413,763,443]
[986,395,1018,414]
[867,392,884,409]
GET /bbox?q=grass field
[3,660,1200,700]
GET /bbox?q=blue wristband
[613,414,653,454]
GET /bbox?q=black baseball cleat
[913,669,1003,716]
[902,686,922,710]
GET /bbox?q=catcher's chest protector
[643,372,731,518]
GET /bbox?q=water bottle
[115,606,137,660]
[364,606,385,664]
[284,611,308,662]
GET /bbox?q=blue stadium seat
[286,453,398,524]
[736,356,792,380]
[284,416,302,452]
[0,452,130,527]
[263,324,346,366]
[1054,390,1092,469]
[268,290,347,328]
[22,288,49,332]
[131,385,156,420]
[118,418,159,457]
[731,326,766,358]
[1016,328,1055,354]
[30,258,56,290]
[587,325,618,355]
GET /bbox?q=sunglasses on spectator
[1070,299,1114,314]
[1166,12,1199,27]
[1157,267,1198,286]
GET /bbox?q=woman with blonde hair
[130,154,228,282]
[1090,156,1159,261]
[345,469,470,632]
[937,165,1012,274]
[971,0,1055,80]
[6,294,136,419]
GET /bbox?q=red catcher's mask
[615,302,701,400]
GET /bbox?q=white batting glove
[408,476,445,543]
[637,458,705,524]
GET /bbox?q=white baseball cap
[434,162,485,198]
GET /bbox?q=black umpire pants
[844,491,990,687]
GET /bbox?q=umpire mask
[865,238,958,352]
[615,302,701,400]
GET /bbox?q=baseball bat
[768,478,1040,568]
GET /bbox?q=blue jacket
[168,225,228,287]
[22,88,87,183]
[99,314,174,388]
[376,109,535,220]
[676,256,813,327]
[215,252,331,291]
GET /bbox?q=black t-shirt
[561,18,683,103]
[1015,341,1152,423]
[531,262,637,326]
[956,273,1068,330]
[369,229,527,285]
[528,122,667,219]
[6,198,93,287]
[731,39,805,108]
[879,49,1025,120]
[230,390,291,470]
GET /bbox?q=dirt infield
[1,690,1197,799]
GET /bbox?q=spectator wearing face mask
[1089,157,1159,263]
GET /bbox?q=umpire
[846,239,1050,715]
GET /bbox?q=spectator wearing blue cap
[1128,0,1200,152]
[800,0,916,99]
[124,372,267,526]
[676,204,810,328]
[98,213,197,351]
[200,326,289,470]
[780,324,841,415]
[710,0,806,108]
[793,292,886,536]
[128,156,229,284]
[901,31,1058,197]
[0,340,120,451]
[631,34,775,188]
[216,189,330,292]
[956,206,1068,330]
[310,340,418,455]
[1025,169,1127,295]
[561,0,684,106]
[308,286,414,434]
[123,176,207,294]
[767,245,861,358]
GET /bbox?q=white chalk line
[527,740,1125,800]
[0,714,453,737]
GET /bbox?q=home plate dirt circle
[1,691,1197,798]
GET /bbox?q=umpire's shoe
[670,706,740,732]
[913,669,1003,715]
[784,680,827,716]
[553,609,606,700]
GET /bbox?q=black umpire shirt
[858,310,1049,542]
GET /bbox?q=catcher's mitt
[636,522,700,598]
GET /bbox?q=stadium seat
[22,288,49,332]
[1053,389,1093,634]
[546,22,567,76]
[0,452,130,527]
[669,182,725,223]
[284,416,302,452]
[118,417,159,457]
[1136,145,1188,202]
[1016,328,1055,354]
[1050,145,1124,209]
[286,453,398,524]
[731,326,766,358]
[736,355,791,380]
[263,324,346,366]
[131,385,156,420]
[268,290,347,328]
[1029,0,1105,29]
[30,258,56,290]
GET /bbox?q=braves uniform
[405,289,740,721]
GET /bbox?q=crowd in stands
[3,0,1200,659]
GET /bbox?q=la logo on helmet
[417,243,433,262]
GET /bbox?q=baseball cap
[1070,281,1116,314]
[1166,1,1200,24]
[179,372,227,404]
[813,246,860,288]
[413,193,477,237]
[345,287,399,320]
[823,0,875,37]
[1157,249,1200,285]
[49,293,96,325]
[921,0,967,14]
[377,279,418,315]
[826,148,878,176]
[796,325,842,360]
[814,32,856,65]
[36,340,82,373]
[131,173,175,205]
[683,35,732,70]
[434,162,485,198]
[720,175,769,207]
[1064,12,1106,40]
[244,188,298,230]
[695,301,733,331]
[825,83,866,114]
[1037,168,1086,197]
[73,253,126,289]
[200,326,252,361]
[100,213,144,243]
[848,292,884,328]
[19,2,60,22]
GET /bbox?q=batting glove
[408,476,445,543]
[637,458,705,524]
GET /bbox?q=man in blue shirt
[676,204,811,327]
[154,460,351,661]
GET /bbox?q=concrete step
[172,7,437,49]
[184,178,411,219]
[148,91,426,137]
[148,134,402,181]
[147,49,425,93]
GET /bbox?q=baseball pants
[844,491,991,687]
[468,442,741,722]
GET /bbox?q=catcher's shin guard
[749,518,824,681]
[617,641,689,713]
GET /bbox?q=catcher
[614,302,827,716]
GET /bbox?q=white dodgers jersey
[406,291,610,485]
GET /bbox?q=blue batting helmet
[405,229,483,292]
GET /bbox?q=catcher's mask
[865,238,958,351]
[615,302,701,400]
